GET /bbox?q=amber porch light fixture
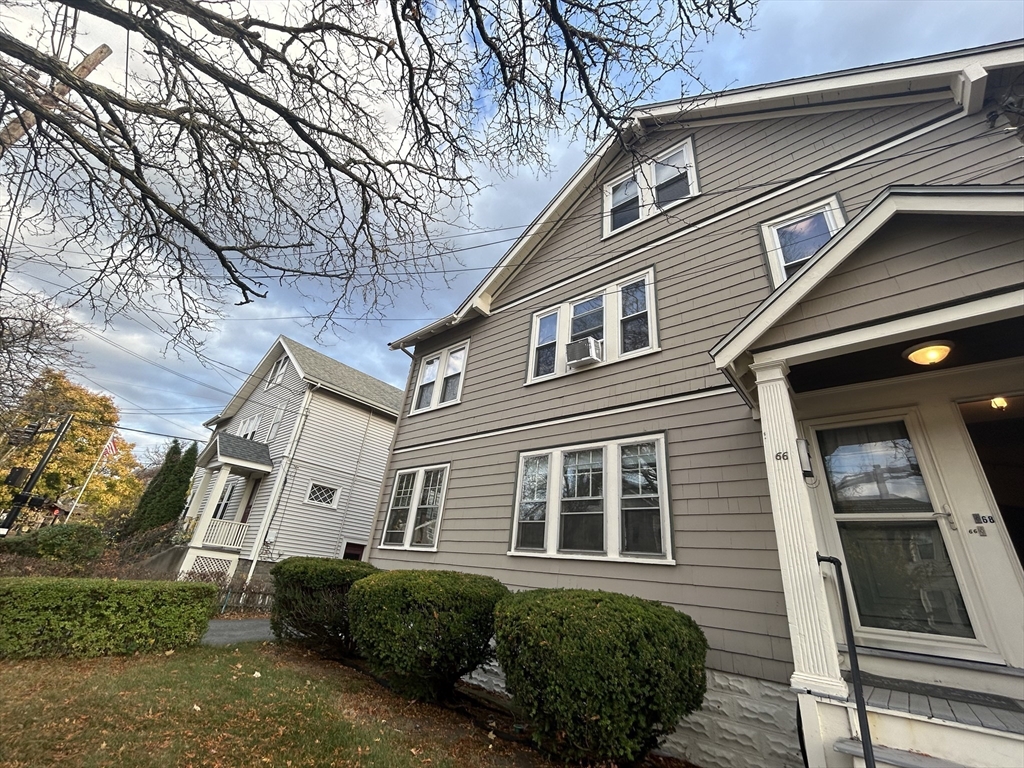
[902,340,954,366]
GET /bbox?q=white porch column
[191,467,230,547]
[184,469,212,519]
[752,360,848,700]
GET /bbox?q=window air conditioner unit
[566,337,603,368]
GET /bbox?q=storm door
[814,417,989,654]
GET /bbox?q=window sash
[266,356,289,388]
[513,437,669,561]
[605,138,697,234]
[761,196,845,287]
[411,343,468,413]
[527,269,655,383]
[382,466,449,549]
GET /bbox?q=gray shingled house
[178,336,402,582]
[366,42,1024,768]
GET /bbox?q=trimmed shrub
[494,589,708,764]
[270,557,378,656]
[349,569,509,701]
[0,577,217,659]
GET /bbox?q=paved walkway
[202,618,275,646]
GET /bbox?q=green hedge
[349,569,509,701]
[495,589,708,763]
[270,557,378,656]
[0,524,105,563]
[0,577,217,659]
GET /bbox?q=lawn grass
[0,643,551,768]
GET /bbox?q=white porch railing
[202,518,248,550]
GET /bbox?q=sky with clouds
[16,0,1024,457]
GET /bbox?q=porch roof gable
[711,185,1024,401]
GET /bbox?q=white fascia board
[217,336,288,419]
[751,291,1024,370]
[712,187,1024,373]
[641,45,1022,123]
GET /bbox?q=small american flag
[102,437,119,459]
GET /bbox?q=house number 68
[775,452,789,461]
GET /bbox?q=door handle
[933,504,958,531]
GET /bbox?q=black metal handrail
[817,553,876,768]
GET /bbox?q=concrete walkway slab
[202,618,275,646]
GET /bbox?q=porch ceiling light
[991,397,1009,411]
[902,340,953,366]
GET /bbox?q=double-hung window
[603,137,699,237]
[510,435,672,563]
[761,195,845,287]
[527,268,657,383]
[266,355,289,388]
[235,414,261,441]
[411,342,469,414]
[381,464,450,550]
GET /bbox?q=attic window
[761,196,846,287]
[603,137,699,237]
[410,341,469,415]
[266,355,289,388]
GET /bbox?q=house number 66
[775,452,789,461]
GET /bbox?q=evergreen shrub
[0,577,216,659]
[494,589,708,764]
[349,569,509,701]
[0,524,105,563]
[270,557,378,656]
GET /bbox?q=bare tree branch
[0,0,754,348]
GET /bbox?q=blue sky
[57,0,1024,456]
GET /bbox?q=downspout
[244,383,317,583]
[331,407,375,558]
[362,350,414,563]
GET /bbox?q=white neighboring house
[178,336,402,581]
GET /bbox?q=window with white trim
[603,137,699,236]
[527,268,657,383]
[212,485,235,520]
[411,342,469,414]
[235,414,262,441]
[761,195,846,287]
[266,405,285,442]
[381,464,450,550]
[510,435,672,562]
[266,355,289,388]
[306,482,339,507]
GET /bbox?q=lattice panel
[190,556,232,578]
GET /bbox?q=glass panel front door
[818,420,974,638]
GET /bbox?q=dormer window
[761,195,846,287]
[527,268,658,384]
[410,341,469,414]
[602,137,699,237]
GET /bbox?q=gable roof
[389,39,1023,351]
[710,185,1024,402]
[207,336,403,427]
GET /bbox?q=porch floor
[849,673,1024,735]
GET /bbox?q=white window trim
[379,463,451,552]
[266,405,285,442]
[409,340,470,415]
[508,435,674,564]
[526,268,659,385]
[602,137,700,238]
[265,355,289,389]
[235,414,262,441]
[760,194,846,288]
[305,480,340,509]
